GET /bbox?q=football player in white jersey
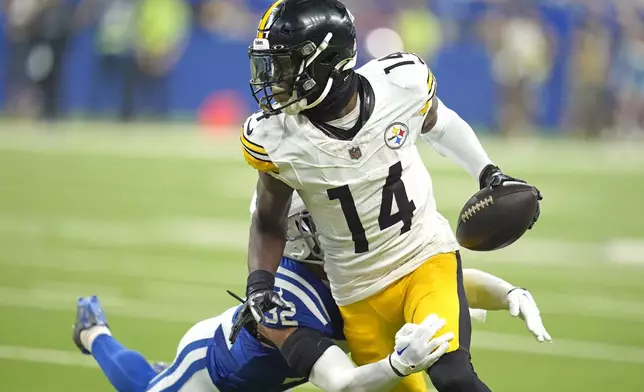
[234,1,542,391]
[253,190,551,344]
[70,195,549,392]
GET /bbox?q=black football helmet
[249,0,357,116]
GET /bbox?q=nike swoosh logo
[245,117,253,136]
[396,346,408,356]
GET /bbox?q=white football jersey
[241,52,459,306]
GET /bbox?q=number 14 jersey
[241,53,459,306]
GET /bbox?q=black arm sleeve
[279,327,336,378]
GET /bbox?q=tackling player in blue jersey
[72,199,550,392]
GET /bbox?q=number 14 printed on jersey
[327,162,416,253]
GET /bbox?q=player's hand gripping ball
[456,165,542,251]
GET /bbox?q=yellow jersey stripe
[242,148,279,173]
[240,133,268,155]
[428,76,437,100]
[242,143,270,161]
[257,0,284,38]
[418,99,432,116]
[419,71,437,116]
[427,71,435,94]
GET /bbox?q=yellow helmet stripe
[257,0,285,38]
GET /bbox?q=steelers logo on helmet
[384,122,409,149]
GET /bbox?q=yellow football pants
[339,252,470,392]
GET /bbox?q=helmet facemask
[286,209,324,262]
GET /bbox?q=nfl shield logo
[348,146,362,160]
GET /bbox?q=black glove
[479,164,543,229]
[228,270,289,344]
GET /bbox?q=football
[456,182,539,251]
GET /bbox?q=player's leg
[404,252,492,392]
[72,296,159,392]
[147,317,221,391]
[339,281,428,392]
[73,296,219,392]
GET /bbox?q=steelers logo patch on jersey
[384,122,409,149]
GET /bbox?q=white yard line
[0,346,98,368]
[529,293,644,321]
[473,331,644,365]
[0,217,249,251]
[460,238,644,266]
[1,216,644,265]
[2,130,644,174]
[1,278,644,331]
[0,249,230,285]
[0,130,239,161]
[1,330,643,374]
[0,286,215,323]
[605,240,644,265]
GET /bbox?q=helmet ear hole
[280,25,293,35]
[320,52,338,65]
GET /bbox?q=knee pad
[428,349,480,391]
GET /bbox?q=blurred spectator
[567,8,614,138]
[4,0,78,119]
[611,9,644,137]
[483,2,553,135]
[2,0,642,136]
[89,0,137,119]
[4,0,38,116]
[87,0,189,120]
[394,0,442,62]
[130,0,189,119]
[197,0,256,41]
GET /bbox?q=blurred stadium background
[1,0,644,391]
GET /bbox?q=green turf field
[1,121,644,391]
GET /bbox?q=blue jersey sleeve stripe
[275,271,330,325]
[275,277,329,325]
[276,266,331,322]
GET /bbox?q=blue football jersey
[207,257,345,392]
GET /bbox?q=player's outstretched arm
[420,96,542,229]
[420,96,493,179]
[260,315,453,392]
[230,173,294,342]
[463,268,552,343]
